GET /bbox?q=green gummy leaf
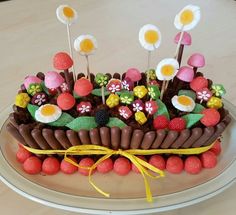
[178,90,196,101]
[41,82,50,95]
[106,117,127,129]
[66,116,97,131]
[91,88,110,97]
[192,103,205,113]
[73,91,81,99]
[116,90,129,95]
[48,113,74,127]
[182,114,204,128]
[154,99,170,120]
[27,104,39,119]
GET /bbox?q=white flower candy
[171,95,195,112]
[35,104,62,123]
[74,35,98,56]
[56,5,78,25]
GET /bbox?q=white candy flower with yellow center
[139,24,161,51]
[56,5,78,25]
[156,58,179,81]
[172,95,195,112]
[35,104,62,123]
[74,35,98,56]
[174,5,201,31]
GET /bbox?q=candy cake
[5,4,232,201]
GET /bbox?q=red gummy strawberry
[149,155,166,170]
[132,156,147,173]
[153,115,169,130]
[200,108,220,127]
[190,76,208,92]
[16,145,32,163]
[23,156,42,175]
[114,157,131,176]
[209,139,222,156]
[166,155,184,174]
[184,156,202,174]
[200,151,217,168]
[60,157,78,174]
[168,117,186,132]
[97,158,113,174]
[42,157,60,175]
[78,157,95,176]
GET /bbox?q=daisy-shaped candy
[74,35,97,56]
[133,86,148,99]
[132,100,144,112]
[156,58,179,81]
[15,93,30,108]
[196,88,212,103]
[106,94,120,108]
[56,5,78,25]
[148,85,160,100]
[135,111,147,125]
[27,83,42,96]
[76,101,92,113]
[95,73,109,87]
[145,69,156,81]
[211,84,226,97]
[32,92,48,106]
[174,5,201,31]
[139,24,161,51]
[120,91,134,105]
[207,97,223,109]
[121,77,134,91]
[60,82,69,93]
[145,101,158,115]
[106,79,122,93]
[118,106,132,120]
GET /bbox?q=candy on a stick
[176,66,194,82]
[125,68,142,82]
[44,71,64,93]
[187,53,205,74]
[74,78,93,97]
[95,73,108,104]
[24,76,42,89]
[57,92,76,110]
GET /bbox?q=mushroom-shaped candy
[174,32,192,65]
[45,71,64,90]
[176,66,194,82]
[125,68,142,82]
[187,53,205,73]
[24,76,42,90]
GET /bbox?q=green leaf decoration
[66,116,98,131]
[41,82,50,95]
[178,90,196,101]
[154,99,170,120]
[48,113,74,127]
[182,114,204,128]
[27,104,39,119]
[73,91,81,99]
[91,88,110,97]
[116,89,129,95]
[192,103,205,113]
[106,117,127,129]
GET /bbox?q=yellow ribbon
[23,142,215,202]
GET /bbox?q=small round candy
[153,115,169,130]
[200,108,220,127]
[16,145,32,163]
[60,157,78,174]
[125,68,142,82]
[78,157,95,176]
[23,156,42,175]
[132,156,147,173]
[42,157,60,175]
[57,92,76,110]
[149,155,166,170]
[200,151,217,168]
[184,156,202,174]
[190,76,208,92]
[114,157,131,176]
[166,156,184,174]
[97,158,113,174]
[74,78,93,97]
[209,140,222,156]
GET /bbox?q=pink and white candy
[176,66,194,82]
[145,101,158,115]
[132,100,144,112]
[125,68,142,82]
[121,77,134,91]
[76,101,92,113]
[24,76,42,89]
[196,88,212,103]
[118,106,132,119]
[106,79,122,93]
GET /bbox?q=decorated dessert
[6,4,231,202]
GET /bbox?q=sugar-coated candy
[176,66,194,82]
[125,68,142,82]
[148,85,160,100]
[200,151,217,168]
[60,82,70,92]
[16,145,32,163]
[145,69,156,81]
[120,91,134,105]
[190,76,208,92]
[166,155,184,174]
[95,73,109,87]
[106,93,119,108]
[121,77,134,91]
[132,156,147,173]
[206,96,222,109]
[114,157,131,176]
[184,156,202,174]
[42,157,60,175]
[200,108,220,127]
[153,115,169,130]
[57,92,76,110]
[74,78,93,97]
[209,140,222,156]
[76,101,92,113]
[31,92,48,106]
[132,99,144,112]
[118,106,132,119]
[97,158,113,174]
[27,83,42,96]
[60,157,78,174]
[78,157,95,176]
[168,117,186,131]
[24,75,42,89]
[135,111,147,125]
[23,156,42,175]
[149,155,166,170]
[196,88,212,102]
[53,52,73,70]
[106,79,122,93]
[145,101,158,115]
[211,84,226,97]
[133,85,148,99]
[45,71,65,89]
[15,93,30,108]
[95,109,110,126]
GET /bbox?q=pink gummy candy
[176,66,194,82]
[24,76,42,89]
[125,68,142,82]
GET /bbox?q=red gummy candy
[209,139,222,156]
[42,157,60,175]
[200,151,217,168]
[132,156,147,173]
[53,52,73,70]
[57,92,75,110]
[23,156,42,175]
[200,108,220,127]
[184,156,202,174]
[190,76,208,92]
[16,145,32,163]
[97,158,113,174]
[114,157,131,176]
[74,78,93,97]
[166,155,184,174]
[149,155,166,170]
[78,157,95,176]
[60,157,78,174]
[168,117,186,132]
[153,115,169,130]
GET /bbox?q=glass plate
[0,100,236,214]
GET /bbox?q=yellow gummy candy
[135,111,147,125]
[134,86,148,99]
[15,93,30,108]
[106,93,119,108]
[207,96,222,109]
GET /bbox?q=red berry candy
[74,78,93,97]
[60,157,78,174]
[42,157,60,175]
[149,155,166,170]
[209,140,222,156]
[168,117,186,132]
[114,157,131,176]
[153,115,169,130]
[78,157,95,176]
[190,76,208,92]
[132,156,147,173]
[184,156,202,174]
[97,158,113,174]
[53,52,73,70]
[23,156,42,175]
[200,108,220,127]
[166,155,184,174]
[57,92,75,110]
[16,145,32,163]
[200,151,217,168]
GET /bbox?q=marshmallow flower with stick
[139,24,161,84]
[56,5,78,79]
[74,35,98,81]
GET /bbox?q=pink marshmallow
[174,32,192,46]
[176,66,194,82]
[187,53,205,68]
[24,76,42,89]
[125,68,142,82]
[44,71,64,89]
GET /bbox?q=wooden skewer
[85,55,91,81]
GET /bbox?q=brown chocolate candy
[42,129,62,149]
[140,131,156,149]
[78,130,91,145]
[120,126,133,149]
[31,129,50,150]
[19,124,39,149]
[192,127,215,148]
[111,127,121,150]
[130,129,144,149]
[151,130,166,149]
[55,130,72,149]
[171,129,191,149]
[100,127,111,147]
[90,128,102,145]
[66,130,81,146]
[181,128,203,148]
[6,123,26,145]
[160,130,179,149]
